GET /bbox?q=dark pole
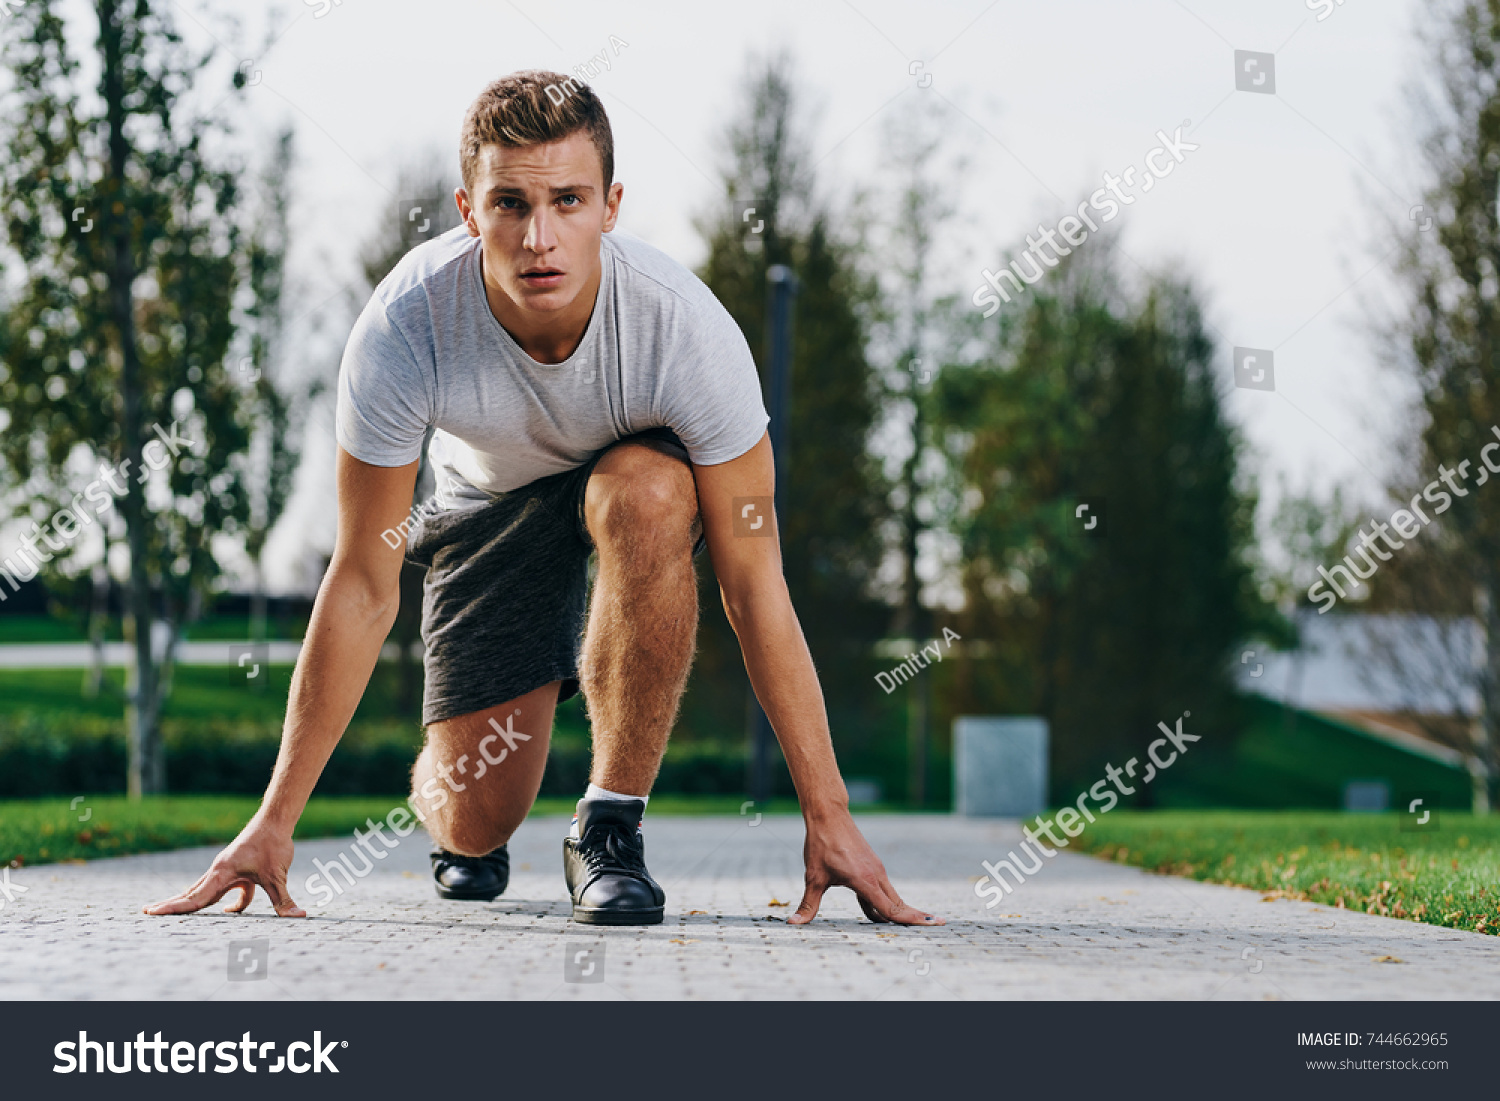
[750,264,798,805]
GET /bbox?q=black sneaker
[430,845,510,901]
[563,799,664,925]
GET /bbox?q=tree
[864,94,967,806]
[688,51,890,764]
[934,242,1265,799]
[0,0,272,795]
[242,126,305,683]
[1375,0,1500,811]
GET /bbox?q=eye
[495,196,521,210]
[558,194,582,207]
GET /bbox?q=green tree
[935,243,1264,799]
[864,94,967,805]
[242,126,305,681]
[1373,0,1500,810]
[0,0,274,794]
[687,52,889,766]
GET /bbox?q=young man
[145,71,941,928]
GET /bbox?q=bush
[0,713,774,797]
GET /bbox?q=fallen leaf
[377,962,386,969]
[1373,955,1406,964]
[686,909,708,915]
[668,938,698,945]
[767,898,789,907]
[999,913,1023,918]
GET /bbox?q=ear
[455,186,480,237]
[601,181,623,233]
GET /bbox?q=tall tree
[0,0,268,794]
[689,52,889,762]
[866,94,965,805]
[935,244,1264,799]
[1375,0,1500,811]
[242,126,304,683]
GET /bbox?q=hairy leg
[411,680,559,856]
[579,443,701,795]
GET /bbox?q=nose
[524,207,557,255]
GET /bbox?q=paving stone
[1,814,1495,1000]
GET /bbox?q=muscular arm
[694,433,941,926]
[144,448,417,915]
[259,448,420,827]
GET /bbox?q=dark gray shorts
[404,428,703,727]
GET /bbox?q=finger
[143,868,235,916]
[262,873,306,919]
[786,880,827,925]
[858,876,945,927]
[223,880,255,913]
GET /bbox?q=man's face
[456,132,621,316]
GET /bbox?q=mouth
[519,268,565,289]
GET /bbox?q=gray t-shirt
[336,226,768,507]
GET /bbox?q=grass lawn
[1068,810,1500,936]
[0,793,811,867]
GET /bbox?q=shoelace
[578,825,647,878]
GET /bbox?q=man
[145,70,941,928]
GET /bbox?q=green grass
[0,793,810,867]
[1068,810,1500,936]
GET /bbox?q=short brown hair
[459,70,614,193]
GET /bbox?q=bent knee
[586,448,697,546]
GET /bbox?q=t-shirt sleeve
[335,296,433,467]
[660,297,769,466]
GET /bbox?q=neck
[481,247,602,365]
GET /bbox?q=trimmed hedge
[0,713,786,798]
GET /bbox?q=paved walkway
[3,814,1496,999]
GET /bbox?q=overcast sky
[33,0,1438,591]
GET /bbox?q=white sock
[569,784,648,839]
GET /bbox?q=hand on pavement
[787,810,944,926]
[143,818,305,918]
